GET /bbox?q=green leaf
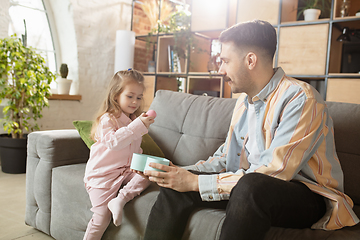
[3,105,10,113]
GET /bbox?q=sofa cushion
[73,120,95,148]
[148,90,237,166]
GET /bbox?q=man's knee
[230,173,273,201]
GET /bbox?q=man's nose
[218,63,226,75]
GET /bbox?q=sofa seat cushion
[51,163,159,240]
[50,163,360,240]
[51,163,92,240]
[50,163,230,239]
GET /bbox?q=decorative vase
[57,78,72,95]
[303,9,321,21]
[148,60,156,72]
[0,134,28,174]
[340,0,351,17]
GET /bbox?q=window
[8,0,57,86]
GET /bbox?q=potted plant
[297,0,331,21]
[57,63,72,94]
[144,4,208,79]
[0,35,56,173]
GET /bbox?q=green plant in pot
[0,35,56,173]
[57,63,72,94]
[297,0,331,21]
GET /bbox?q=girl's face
[118,81,144,117]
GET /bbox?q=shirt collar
[250,67,285,103]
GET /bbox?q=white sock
[108,196,127,226]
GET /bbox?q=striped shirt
[191,67,359,230]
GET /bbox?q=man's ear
[245,52,257,70]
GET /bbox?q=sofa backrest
[327,101,360,206]
[148,90,236,166]
[149,90,360,206]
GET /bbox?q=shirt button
[237,153,241,156]
[209,195,213,200]
[241,137,244,140]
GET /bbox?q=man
[142,20,359,240]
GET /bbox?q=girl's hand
[139,112,155,128]
[131,169,149,179]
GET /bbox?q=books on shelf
[167,45,181,73]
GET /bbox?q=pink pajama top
[84,112,148,189]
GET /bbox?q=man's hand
[144,162,199,192]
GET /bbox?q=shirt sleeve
[191,143,228,173]
[198,169,245,201]
[96,116,148,150]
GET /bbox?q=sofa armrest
[25,129,90,235]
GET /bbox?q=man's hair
[219,20,277,61]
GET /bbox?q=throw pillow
[72,120,165,158]
[72,120,95,149]
[141,133,165,158]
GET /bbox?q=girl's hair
[90,69,145,140]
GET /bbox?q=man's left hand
[144,162,199,192]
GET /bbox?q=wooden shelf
[327,78,360,104]
[133,0,360,104]
[48,94,82,101]
[328,73,360,77]
[237,0,280,25]
[333,0,360,19]
[277,24,329,75]
[333,16,360,21]
[187,76,223,97]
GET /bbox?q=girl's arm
[97,114,148,150]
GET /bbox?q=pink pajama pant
[83,171,150,240]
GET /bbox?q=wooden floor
[0,168,54,240]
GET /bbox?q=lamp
[114,30,135,74]
[337,27,360,42]
[337,27,351,42]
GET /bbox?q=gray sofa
[25,90,360,239]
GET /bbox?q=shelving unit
[132,0,360,105]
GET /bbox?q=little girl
[83,69,154,240]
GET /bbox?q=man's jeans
[144,172,326,240]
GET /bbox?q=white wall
[37,0,133,130]
[1,0,132,131]
[0,0,10,38]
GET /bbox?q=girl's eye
[137,97,142,100]
[127,96,132,99]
